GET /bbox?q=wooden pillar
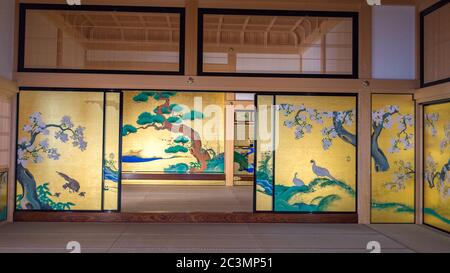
[359,3,372,79]
[299,51,303,73]
[358,91,371,224]
[228,51,237,72]
[185,0,198,76]
[225,100,235,187]
[56,28,63,68]
[7,94,16,222]
[320,34,326,73]
[415,103,423,224]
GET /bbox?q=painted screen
[371,94,415,223]
[16,91,104,211]
[103,92,121,211]
[122,91,225,174]
[274,95,357,212]
[255,95,274,211]
[0,170,7,221]
[424,101,450,232]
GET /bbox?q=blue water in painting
[256,179,273,195]
[103,167,119,183]
[122,155,163,163]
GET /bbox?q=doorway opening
[119,91,255,213]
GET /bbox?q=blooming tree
[426,113,450,153]
[17,112,87,210]
[384,160,414,191]
[424,113,450,199]
[440,123,450,153]
[278,103,413,172]
[279,104,356,150]
[425,113,439,136]
[425,155,450,199]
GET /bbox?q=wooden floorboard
[14,212,358,223]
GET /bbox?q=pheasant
[292,172,305,187]
[310,160,337,181]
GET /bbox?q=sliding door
[16,90,120,211]
[423,101,450,232]
[371,94,415,223]
[255,94,357,213]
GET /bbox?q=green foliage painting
[122,91,226,174]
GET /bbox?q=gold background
[255,95,274,211]
[371,94,415,223]
[121,91,225,174]
[17,91,104,211]
[103,92,120,211]
[275,95,356,212]
[424,102,450,232]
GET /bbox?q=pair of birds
[292,160,336,187]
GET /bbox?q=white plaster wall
[0,0,15,80]
[372,5,416,80]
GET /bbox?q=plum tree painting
[369,95,416,223]
[16,112,86,210]
[279,103,413,172]
[122,91,229,174]
[423,102,450,232]
[255,96,357,213]
[424,112,449,193]
[424,111,449,195]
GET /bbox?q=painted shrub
[16,91,104,211]
[122,91,225,175]
[234,146,254,176]
[371,94,415,223]
[423,101,450,232]
[274,95,357,212]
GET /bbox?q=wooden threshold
[14,211,357,223]
[122,173,225,180]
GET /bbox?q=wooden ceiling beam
[84,42,179,52]
[264,16,277,46]
[166,14,173,42]
[111,13,125,41]
[290,18,304,32]
[266,16,277,32]
[240,16,250,44]
[217,15,224,45]
[138,15,148,42]
[44,13,87,49]
[65,25,179,31]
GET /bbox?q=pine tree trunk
[155,98,211,172]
